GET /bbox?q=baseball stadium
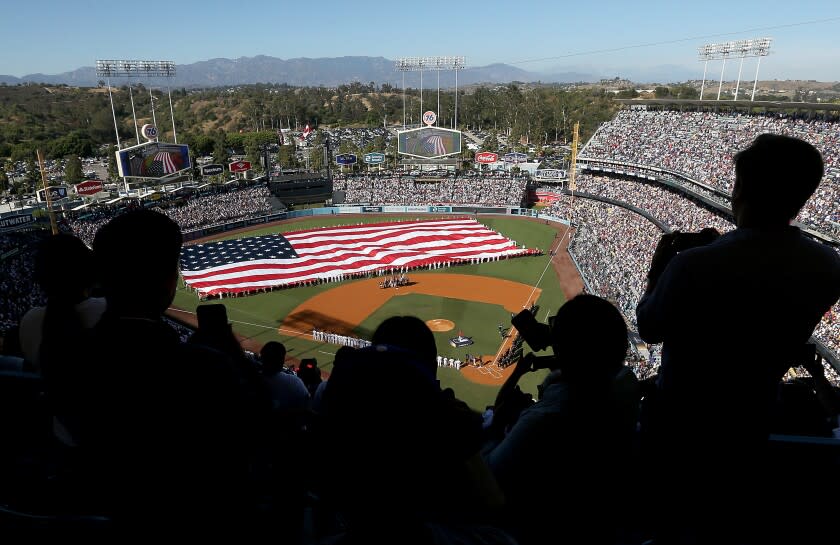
[167,212,578,410]
[1,58,839,541]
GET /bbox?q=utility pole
[569,122,579,193]
[264,144,271,180]
[36,149,58,235]
[324,138,332,182]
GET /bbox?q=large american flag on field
[180,218,537,296]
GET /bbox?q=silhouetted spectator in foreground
[482,294,639,545]
[54,209,251,534]
[19,233,105,374]
[297,357,323,398]
[18,233,105,446]
[258,340,311,544]
[636,134,840,544]
[314,316,509,544]
[260,341,310,412]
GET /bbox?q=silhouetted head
[549,294,628,381]
[732,134,823,227]
[260,341,287,376]
[34,233,95,304]
[93,209,182,316]
[371,315,437,379]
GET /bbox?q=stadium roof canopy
[616,98,840,113]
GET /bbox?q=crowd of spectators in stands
[0,232,47,335]
[581,109,840,238]
[66,184,272,246]
[160,185,271,231]
[542,172,840,372]
[333,174,528,207]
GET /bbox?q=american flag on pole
[180,218,537,297]
[300,124,312,141]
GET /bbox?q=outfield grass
[171,214,565,409]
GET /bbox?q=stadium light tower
[748,38,772,101]
[697,43,717,100]
[96,60,177,193]
[696,39,771,101]
[395,56,466,130]
[96,60,178,146]
[716,41,733,101]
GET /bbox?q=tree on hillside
[386,138,398,169]
[365,135,385,154]
[49,131,95,159]
[674,85,699,99]
[654,87,671,98]
[106,145,118,180]
[185,133,215,157]
[482,131,500,152]
[245,142,262,173]
[64,156,84,184]
[308,146,324,171]
[190,154,201,180]
[24,157,39,193]
[213,136,230,166]
[277,145,296,169]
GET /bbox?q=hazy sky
[2,0,839,81]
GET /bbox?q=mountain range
[0,55,601,88]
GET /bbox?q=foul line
[494,224,572,366]
[167,307,309,337]
[524,224,571,308]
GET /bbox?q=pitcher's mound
[426,319,455,332]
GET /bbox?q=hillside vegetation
[0,81,619,162]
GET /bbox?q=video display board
[398,127,461,159]
[116,141,191,179]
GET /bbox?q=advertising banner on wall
[201,164,225,176]
[336,154,358,165]
[363,152,386,164]
[475,152,498,164]
[75,180,105,196]
[229,160,251,173]
[0,214,35,232]
[36,186,68,202]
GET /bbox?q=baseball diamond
[170,214,581,410]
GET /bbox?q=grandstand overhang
[615,98,840,113]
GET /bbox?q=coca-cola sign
[475,152,498,164]
[76,180,104,196]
